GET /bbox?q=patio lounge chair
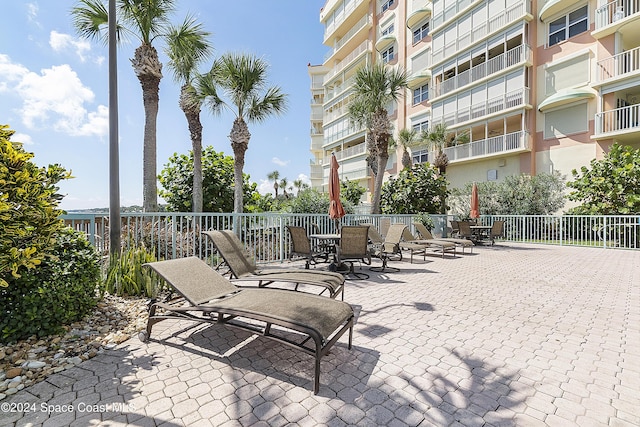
[141,257,354,394]
[402,227,456,259]
[413,222,474,254]
[203,230,345,300]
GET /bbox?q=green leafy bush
[1,228,100,343]
[381,164,449,214]
[0,125,71,287]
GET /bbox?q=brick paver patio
[1,242,638,426]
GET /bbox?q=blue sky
[1,0,327,210]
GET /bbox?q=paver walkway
[1,243,638,426]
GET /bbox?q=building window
[412,119,429,133]
[412,148,430,165]
[382,46,395,63]
[413,84,429,105]
[413,21,429,44]
[382,23,394,36]
[548,5,588,47]
[382,0,395,12]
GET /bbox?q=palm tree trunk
[229,118,251,214]
[133,43,162,213]
[180,85,203,213]
[371,152,388,214]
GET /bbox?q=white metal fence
[63,213,640,263]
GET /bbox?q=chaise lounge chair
[141,257,354,394]
[203,230,345,299]
[401,226,456,259]
[413,222,474,254]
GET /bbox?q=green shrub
[0,228,100,343]
[103,244,162,298]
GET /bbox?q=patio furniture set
[138,221,504,394]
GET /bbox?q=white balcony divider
[595,103,640,135]
[597,46,640,82]
[63,212,640,262]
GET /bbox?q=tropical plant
[71,0,177,212]
[347,63,408,214]
[567,143,640,214]
[293,178,308,196]
[390,128,419,170]
[380,163,449,214]
[422,123,469,175]
[0,125,72,288]
[199,53,288,213]
[267,170,280,197]
[158,146,259,212]
[164,15,213,213]
[103,243,161,297]
[284,188,355,214]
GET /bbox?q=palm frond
[165,14,213,83]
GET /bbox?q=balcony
[594,0,640,36]
[323,40,371,82]
[324,14,372,62]
[431,0,532,65]
[407,0,431,28]
[311,131,324,151]
[324,142,367,164]
[323,0,368,43]
[596,46,640,84]
[310,162,324,180]
[433,88,531,126]
[431,0,473,29]
[594,103,640,139]
[432,45,531,99]
[432,130,530,163]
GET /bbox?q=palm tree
[200,53,288,213]
[347,63,407,214]
[423,123,469,175]
[293,178,307,195]
[279,177,289,198]
[390,128,418,170]
[164,15,212,213]
[71,0,176,213]
[267,170,280,197]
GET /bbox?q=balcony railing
[324,142,367,163]
[595,0,640,30]
[63,213,640,263]
[433,88,530,126]
[595,103,640,135]
[433,45,531,98]
[597,46,640,82]
[431,0,531,64]
[435,130,529,162]
[323,39,370,82]
[325,14,371,62]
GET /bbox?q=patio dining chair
[337,225,371,280]
[489,220,505,245]
[370,223,406,273]
[287,225,325,268]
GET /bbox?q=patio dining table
[470,225,492,241]
[309,233,349,273]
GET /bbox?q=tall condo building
[309,0,640,207]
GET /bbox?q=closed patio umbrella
[470,182,480,219]
[328,153,345,227]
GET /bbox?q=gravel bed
[0,294,149,401]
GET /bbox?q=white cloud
[0,54,29,91]
[272,157,288,167]
[26,2,41,28]
[11,132,34,145]
[258,179,274,195]
[49,31,93,63]
[7,62,108,137]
